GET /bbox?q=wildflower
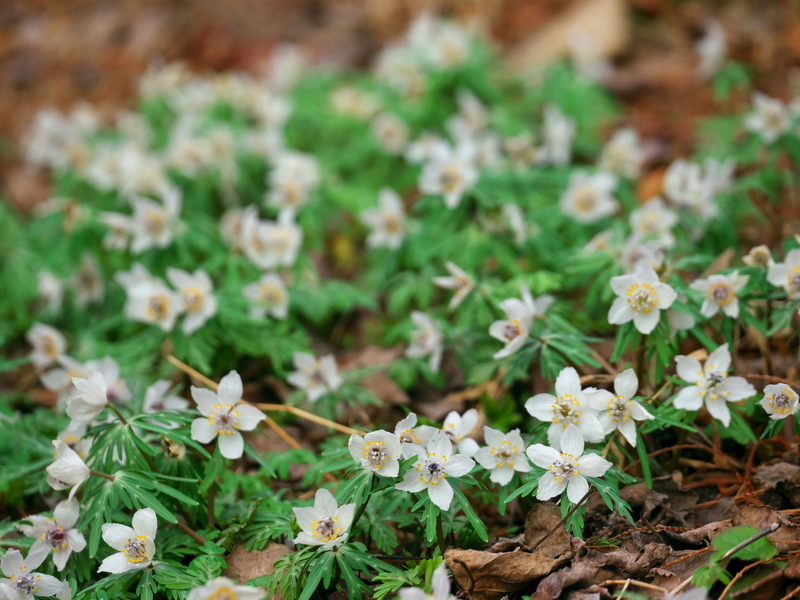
[98,212,134,250]
[619,234,665,274]
[539,104,575,167]
[71,254,104,308]
[474,427,531,485]
[361,188,406,250]
[560,171,618,224]
[703,157,736,195]
[40,356,88,410]
[745,93,789,144]
[241,209,302,270]
[405,312,443,373]
[451,90,488,137]
[398,562,455,600]
[86,356,130,404]
[330,86,381,119]
[115,263,158,291]
[662,160,716,220]
[143,380,189,426]
[372,113,410,155]
[46,440,90,493]
[696,21,726,79]
[767,248,800,298]
[608,266,677,334]
[348,431,402,477]
[0,548,63,599]
[26,323,66,370]
[502,203,532,244]
[57,422,92,460]
[37,271,64,313]
[405,132,447,164]
[584,230,614,255]
[67,371,109,424]
[242,273,289,320]
[166,268,217,334]
[433,262,474,309]
[525,366,605,447]
[597,127,644,179]
[629,197,678,248]
[394,413,438,446]
[190,371,266,459]
[187,578,265,600]
[526,424,612,503]
[569,29,613,83]
[586,369,654,446]
[98,508,157,573]
[489,285,553,359]
[293,489,354,548]
[442,409,479,457]
[396,431,475,511]
[129,186,181,254]
[673,344,756,427]
[667,296,696,333]
[743,245,774,268]
[287,353,342,403]
[419,143,478,209]
[125,279,183,331]
[266,152,320,215]
[374,46,426,99]
[690,271,749,318]
[759,384,799,420]
[18,498,86,572]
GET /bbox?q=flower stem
[107,402,129,426]
[435,511,447,556]
[635,338,648,392]
[175,519,207,546]
[89,469,115,482]
[351,473,374,529]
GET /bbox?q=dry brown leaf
[524,502,574,560]
[224,542,292,594]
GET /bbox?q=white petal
[191,418,218,444]
[32,574,64,596]
[536,472,565,501]
[235,404,266,430]
[191,387,219,415]
[719,377,756,401]
[632,309,660,334]
[705,344,731,375]
[555,367,582,397]
[218,371,243,405]
[567,475,589,503]
[217,430,244,459]
[673,386,704,410]
[608,297,633,325]
[675,356,703,384]
[525,394,556,421]
[54,498,80,529]
[559,424,584,456]
[428,479,454,510]
[614,369,638,400]
[705,398,732,427]
[526,444,560,469]
[443,455,475,478]
[132,508,158,540]
[618,419,637,446]
[395,470,427,493]
[98,552,135,574]
[101,524,136,550]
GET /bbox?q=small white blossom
[743,245,774,268]
[190,371,266,459]
[629,197,678,248]
[597,128,645,179]
[241,209,302,270]
[619,234,665,274]
[26,323,66,370]
[673,344,756,427]
[124,279,183,332]
[525,366,605,448]
[330,86,381,119]
[745,92,790,144]
[372,113,410,155]
[143,380,189,427]
[539,104,575,167]
[696,21,726,79]
[398,563,455,600]
[447,90,488,141]
[37,271,64,314]
[474,427,531,485]
[287,353,342,403]
[98,212,134,251]
[98,508,157,574]
[433,262,474,309]
[504,132,538,170]
[348,431,402,477]
[293,489,354,548]
[405,132,447,164]
[608,266,677,334]
[394,413,438,447]
[759,384,799,420]
[767,248,800,298]
[396,431,475,510]
[406,312,443,373]
[502,203,532,244]
[57,422,92,460]
[71,254,104,308]
[442,409,479,457]
[489,285,553,359]
[690,271,749,318]
[361,188,406,250]
[46,440,90,493]
[167,268,217,334]
[40,356,87,410]
[86,356,130,404]
[526,424,612,503]
[266,152,320,215]
[586,369,654,446]
[0,548,63,599]
[569,29,613,83]
[18,499,86,572]
[560,171,618,224]
[242,273,289,320]
[67,371,109,424]
[129,186,181,254]
[187,578,265,600]
[419,143,478,209]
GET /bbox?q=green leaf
[712,525,777,561]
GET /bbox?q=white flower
[293,489,355,548]
[266,152,320,215]
[40,356,88,410]
[673,344,756,427]
[662,159,717,220]
[696,21,726,79]
[743,245,774,268]
[526,424,612,503]
[143,380,189,427]
[26,323,66,370]
[569,29,613,83]
[187,577,265,600]
[241,209,302,270]
[398,563,455,600]
[447,90,488,140]
[419,143,478,209]
[372,113,410,155]
[57,422,92,460]
[242,273,289,320]
[489,285,553,359]
[129,186,181,254]
[348,431,402,477]
[396,431,475,511]
[504,132,538,170]
[619,234,665,274]
[124,279,183,332]
[71,254,104,308]
[703,157,735,195]
[394,413,438,447]
[690,271,749,318]
[405,132,447,164]
[374,45,425,98]
[406,312,443,373]
[745,93,789,144]
[361,188,406,250]
[46,440,90,493]
[287,353,342,403]
[115,263,158,291]
[560,171,618,224]
[0,548,63,599]
[67,371,108,424]
[98,508,157,573]
[759,384,799,420]
[86,356,130,404]
[190,371,265,459]
[37,271,64,314]
[474,427,531,485]
[767,248,800,298]
[608,266,677,334]
[167,268,217,334]
[442,409,479,457]
[98,212,134,250]
[18,499,86,572]
[597,128,644,179]
[629,197,678,248]
[330,86,381,119]
[502,203,531,244]
[584,230,614,255]
[433,262,474,309]
[525,366,605,448]
[539,104,575,167]
[667,299,696,333]
[586,369,654,446]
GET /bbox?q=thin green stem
[107,402,129,426]
[351,473,374,528]
[435,511,447,556]
[89,468,115,482]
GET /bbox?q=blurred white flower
[287,353,342,403]
[98,508,157,574]
[98,212,134,250]
[419,143,478,209]
[406,312,443,373]
[690,271,749,318]
[447,89,488,141]
[242,273,289,320]
[398,563,455,600]
[46,440,90,493]
[586,369,654,446]
[490,285,553,359]
[406,132,447,164]
[442,409,479,457]
[502,203,531,244]
[143,380,189,425]
[569,29,613,83]
[26,323,66,370]
[372,113,410,155]
[745,93,789,144]
[696,21,726,79]
[760,384,799,420]
[130,186,181,254]
[619,234,665,274]
[433,262,474,309]
[124,279,183,332]
[608,266,677,334]
[266,152,320,215]
[394,413,438,447]
[188,578,264,600]
[742,245,774,268]
[474,427,531,485]
[361,188,406,250]
[37,271,64,314]
[330,86,381,119]
[560,171,618,224]
[67,371,109,424]
[767,248,800,298]
[167,268,217,334]
[293,489,354,549]
[539,104,575,167]
[629,197,677,248]
[597,127,644,179]
[348,430,402,477]
[241,209,302,270]
[18,499,86,572]
[71,254,104,308]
